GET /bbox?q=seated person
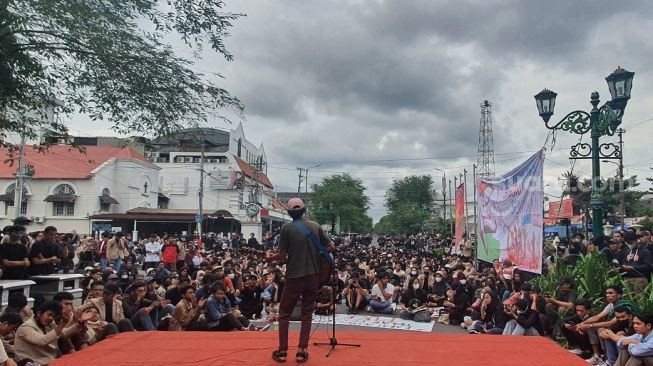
[443,285,471,325]
[342,272,368,314]
[399,277,429,321]
[122,281,164,331]
[615,313,653,366]
[80,284,135,341]
[204,284,255,331]
[369,272,395,314]
[544,277,577,331]
[502,298,541,336]
[239,274,264,320]
[315,285,334,316]
[14,301,94,365]
[169,284,206,331]
[599,306,635,366]
[0,313,23,364]
[559,299,593,356]
[575,285,639,365]
[469,290,506,335]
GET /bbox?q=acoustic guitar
[240,246,334,284]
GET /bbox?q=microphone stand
[313,249,361,357]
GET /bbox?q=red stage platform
[51,331,589,366]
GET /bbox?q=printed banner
[455,183,465,245]
[310,314,435,333]
[477,150,544,273]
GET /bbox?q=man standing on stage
[267,198,334,363]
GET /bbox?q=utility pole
[297,167,304,196]
[472,164,478,237]
[618,128,625,231]
[197,139,205,237]
[441,175,447,219]
[448,179,453,237]
[14,134,27,219]
[463,169,469,234]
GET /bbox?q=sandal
[296,349,309,363]
[272,350,287,363]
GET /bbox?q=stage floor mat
[51,330,589,366]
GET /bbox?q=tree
[310,174,372,233]
[385,175,434,212]
[562,171,651,221]
[1,0,243,154]
[379,175,436,235]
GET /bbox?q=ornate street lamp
[534,89,557,123]
[534,67,634,238]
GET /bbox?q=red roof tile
[0,145,150,179]
[233,156,274,189]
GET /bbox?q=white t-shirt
[371,283,395,301]
[602,303,614,315]
[0,341,8,363]
[145,241,162,263]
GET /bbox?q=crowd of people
[0,213,652,365]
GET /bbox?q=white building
[91,124,288,240]
[1,124,288,240]
[0,145,159,234]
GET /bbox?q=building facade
[0,146,159,234]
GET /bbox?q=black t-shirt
[105,302,114,324]
[28,240,63,275]
[165,287,182,306]
[240,286,263,307]
[0,243,29,279]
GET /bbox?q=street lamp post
[534,67,634,238]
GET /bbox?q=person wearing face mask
[399,277,430,321]
[599,306,635,365]
[619,231,652,293]
[429,270,448,305]
[614,313,653,366]
[0,225,30,280]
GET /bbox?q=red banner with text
[455,183,465,245]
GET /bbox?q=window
[4,184,28,215]
[237,138,242,157]
[100,188,111,212]
[52,184,75,216]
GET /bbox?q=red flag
[455,183,465,244]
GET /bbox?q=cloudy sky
[70,0,653,221]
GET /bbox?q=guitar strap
[290,220,334,267]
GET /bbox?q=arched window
[99,188,113,212]
[2,184,28,215]
[237,138,242,157]
[50,184,76,216]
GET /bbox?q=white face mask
[413,282,421,290]
[459,279,467,285]
[435,277,443,283]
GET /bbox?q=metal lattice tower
[477,100,496,178]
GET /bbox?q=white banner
[310,314,435,333]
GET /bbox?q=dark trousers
[278,274,319,351]
[97,319,136,341]
[561,326,591,351]
[209,313,249,331]
[240,303,264,319]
